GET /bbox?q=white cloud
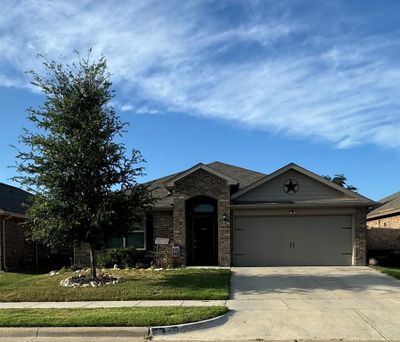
[120,103,134,112]
[1,1,400,150]
[135,106,161,115]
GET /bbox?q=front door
[192,215,217,265]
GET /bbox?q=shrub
[97,247,151,269]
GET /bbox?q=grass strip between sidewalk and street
[0,306,228,327]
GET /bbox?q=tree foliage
[13,51,153,278]
[323,174,357,192]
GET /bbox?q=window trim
[125,228,146,251]
[106,218,146,251]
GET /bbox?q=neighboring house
[139,161,374,267]
[0,183,34,271]
[367,192,400,252]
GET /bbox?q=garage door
[233,215,353,266]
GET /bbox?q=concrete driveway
[157,266,400,340]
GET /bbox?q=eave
[0,209,26,219]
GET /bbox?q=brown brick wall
[368,215,400,229]
[152,209,174,267]
[367,228,400,251]
[367,214,400,251]
[1,217,35,271]
[354,207,367,266]
[172,169,231,266]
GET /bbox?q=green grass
[373,266,400,280]
[0,268,230,302]
[0,306,228,327]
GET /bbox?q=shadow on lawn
[164,271,229,287]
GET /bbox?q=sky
[0,0,399,201]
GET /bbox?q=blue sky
[0,0,399,200]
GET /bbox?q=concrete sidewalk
[0,300,226,309]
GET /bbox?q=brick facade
[0,216,35,271]
[368,215,400,229]
[367,213,400,251]
[367,228,400,251]
[152,209,174,267]
[354,207,367,266]
[170,168,231,266]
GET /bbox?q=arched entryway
[186,196,218,266]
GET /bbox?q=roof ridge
[380,191,400,202]
[206,163,240,182]
[207,161,266,175]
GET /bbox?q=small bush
[97,247,151,269]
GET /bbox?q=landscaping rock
[60,273,120,288]
[369,258,379,266]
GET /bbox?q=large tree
[14,52,153,279]
[323,174,357,192]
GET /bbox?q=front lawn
[373,266,400,280]
[0,268,230,302]
[0,306,228,327]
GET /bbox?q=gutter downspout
[1,215,12,271]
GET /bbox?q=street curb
[0,327,148,338]
[149,312,230,336]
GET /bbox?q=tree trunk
[89,245,97,279]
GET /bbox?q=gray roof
[148,161,266,208]
[0,183,32,215]
[208,162,266,189]
[368,191,400,219]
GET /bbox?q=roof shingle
[368,191,400,218]
[0,183,32,215]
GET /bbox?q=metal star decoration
[283,179,299,194]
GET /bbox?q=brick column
[173,195,187,266]
[218,198,231,266]
[152,210,174,267]
[172,169,232,266]
[354,207,367,266]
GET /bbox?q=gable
[231,163,375,206]
[165,163,238,190]
[148,161,265,208]
[174,168,230,191]
[233,169,346,203]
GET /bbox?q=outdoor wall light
[222,213,227,221]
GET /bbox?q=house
[367,192,400,252]
[0,182,34,271]
[143,161,375,267]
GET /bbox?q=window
[105,237,124,249]
[105,219,146,250]
[126,220,146,249]
[193,203,215,213]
